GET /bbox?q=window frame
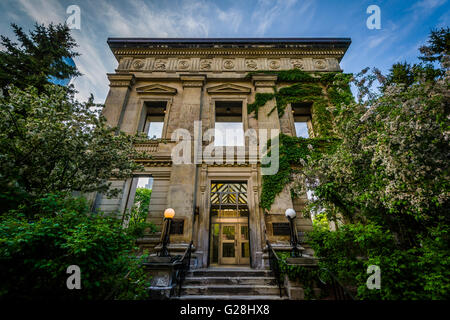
[210,97,248,147]
[137,98,173,140]
[289,102,314,138]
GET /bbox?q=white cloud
[367,34,389,48]
[217,8,243,32]
[413,0,447,10]
[251,0,305,35]
[17,0,64,25]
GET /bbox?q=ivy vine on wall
[248,69,352,211]
[260,134,339,211]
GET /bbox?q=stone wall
[99,39,349,267]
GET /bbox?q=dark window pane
[241,226,249,240]
[169,219,184,234]
[222,226,235,240]
[272,223,291,236]
[211,224,219,263]
[241,242,249,258]
[222,243,235,257]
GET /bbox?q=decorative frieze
[200,59,213,70]
[154,59,167,71]
[118,56,341,73]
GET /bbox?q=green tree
[302,28,450,299]
[0,23,80,95]
[0,85,143,214]
[419,27,450,63]
[134,188,152,217]
[0,23,151,300]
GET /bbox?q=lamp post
[159,208,175,257]
[285,208,300,257]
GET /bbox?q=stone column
[102,73,135,129]
[196,163,209,268]
[251,75,295,245]
[166,75,205,251]
[252,75,280,131]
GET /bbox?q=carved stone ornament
[178,59,190,69]
[200,59,212,70]
[153,274,170,287]
[207,83,251,94]
[136,84,177,95]
[269,60,281,69]
[314,59,327,69]
[291,59,304,70]
[132,59,144,69]
[154,59,167,71]
[246,59,258,70]
[223,59,235,69]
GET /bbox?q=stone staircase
[136,232,162,254]
[176,267,288,300]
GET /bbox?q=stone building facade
[97,38,351,269]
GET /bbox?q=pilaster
[103,73,135,129]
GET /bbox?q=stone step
[183,276,278,286]
[181,284,282,296]
[187,268,272,278]
[175,295,288,300]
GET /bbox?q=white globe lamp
[285,208,296,219]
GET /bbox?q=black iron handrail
[266,240,283,297]
[173,240,193,297]
[318,267,355,300]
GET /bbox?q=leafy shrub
[308,223,450,300]
[0,193,151,300]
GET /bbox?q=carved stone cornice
[112,48,346,57]
[180,75,206,88]
[252,75,278,87]
[107,73,135,88]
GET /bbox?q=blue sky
[0,0,448,102]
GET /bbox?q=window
[292,102,312,138]
[170,219,184,235]
[143,101,166,139]
[133,177,153,216]
[215,101,244,146]
[123,176,153,227]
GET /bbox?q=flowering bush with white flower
[303,28,450,299]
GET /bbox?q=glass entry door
[209,182,250,266]
[216,222,250,265]
[220,224,237,264]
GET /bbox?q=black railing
[266,240,283,297]
[318,267,355,300]
[173,240,193,297]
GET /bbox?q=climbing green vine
[260,134,339,211]
[247,69,352,211]
[247,69,353,137]
[277,252,321,300]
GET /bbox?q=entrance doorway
[209,182,250,266]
